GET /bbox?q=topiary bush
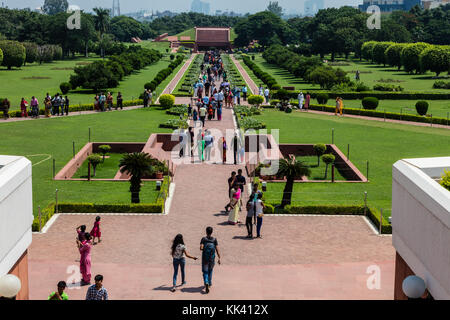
[59,82,71,95]
[98,145,112,162]
[316,93,329,104]
[0,40,26,69]
[415,100,429,116]
[362,97,379,110]
[248,94,264,106]
[313,144,327,166]
[159,94,175,109]
[441,170,450,191]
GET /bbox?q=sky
[2,0,362,14]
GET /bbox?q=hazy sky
[3,0,361,14]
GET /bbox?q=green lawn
[0,55,176,111]
[0,108,173,215]
[297,156,346,181]
[73,153,125,179]
[128,40,171,53]
[256,109,450,219]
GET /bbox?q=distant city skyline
[1,0,362,14]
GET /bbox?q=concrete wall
[0,156,33,300]
[392,157,450,299]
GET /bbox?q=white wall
[0,156,33,276]
[392,157,450,299]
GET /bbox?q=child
[76,225,87,241]
[90,216,102,245]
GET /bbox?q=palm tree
[119,152,154,203]
[93,7,111,58]
[278,156,311,208]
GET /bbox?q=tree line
[234,4,450,60]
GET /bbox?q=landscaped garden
[0,107,174,219]
[245,108,450,221]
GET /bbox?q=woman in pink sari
[76,233,93,286]
[228,184,241,225]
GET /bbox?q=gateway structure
[194,27,232,52]
[0,156,33,300]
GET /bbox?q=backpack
[202,239,216,263]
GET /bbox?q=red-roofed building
[194,27,231,52]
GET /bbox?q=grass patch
[73,153,125,179]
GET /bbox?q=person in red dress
[90,216,102,245]
[20,98,29,117]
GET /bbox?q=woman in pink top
[90,216,102,245]
[77,233,93,286]
[20,98,29,117]
[228,184,241,225]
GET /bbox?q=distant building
[359,0,422,12]
[191,0,210,15]
[422,0,450,9]
[304,0,324,16]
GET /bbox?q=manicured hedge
[242,54,280,89]
[283,90,450,100]
[305,103,450,126]
[285,205,365,215]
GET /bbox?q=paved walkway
[230,54,258,95]
[27,54,396,300]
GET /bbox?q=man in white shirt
[204,130,214,161]
[298,92,304,110]
[264,88,270,104]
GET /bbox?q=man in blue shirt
[86,275,108,300]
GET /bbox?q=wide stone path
[28,54,396,300]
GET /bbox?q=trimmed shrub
[433,81,450,89]
[22,42,39,64]
[373,83,404,92]
[248,94,264,106]
[362,97,379,110]
[441,170,450,191]
[285,205,365,215]
[316,93,329,105]
[238,117,266,130]
[160,118,188,129]
[0,40,26,69]
[159,94,175,109]
[144,82,153,90]
[59,82,71,95]
[415,101,429,116]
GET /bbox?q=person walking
[143,89,149,108]
[106,92,113,111]
[339,97,344,116]
[20,98,29,118]
[116,92,123,110]
[85,275,108,300]
[227,184,241,224]
[298,92,304,110]
[245,199,256,238]
[44,95,51,117]
[264,87,270,104]
[232,134,241,165]
[255,193,265,238]
[30,96,39,119]
[259,86,263,96]
[170,234,198,292]
[199,105,207,127]
[99,92,106,112]
[204,130,214,162]
[200,227,221,294]
[235,86,241,105]
[305,93,311,110]
[90,216,101,245]
[221,137,227,164]
[148,90,153,105]
[2,98,10,120]
[355,70,360,82]
[188,126,195,157]
[236,169,246,211]
[193,108,199,127]
[242,86,248,101]
[48,281,69,300]
[94,94,100,112]
[76,233,93,286]
[64,96,70,115]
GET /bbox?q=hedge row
[242,55,279,89]
[283,90,450,100]
[305,103,450,126]
[32,176,170,232]
[145,55,184,92]
[5,99,144,118]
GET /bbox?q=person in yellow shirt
[335,97,344,116]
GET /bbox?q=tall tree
[93,7,111,58]
[267,1,283,17]
[42,0,68,15]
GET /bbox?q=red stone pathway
[27,55,396,300]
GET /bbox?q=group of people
[258,86,271,104]
[178,128,244,165]
[169,227,222,294]
[1,94,71,120]
[94,92,123,112]
[48,216,106,300]
[142,89,153,108]
[225,170,265,238]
